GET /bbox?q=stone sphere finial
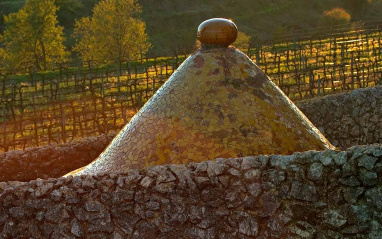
[197,18,238,46]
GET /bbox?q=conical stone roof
[67,18,333,176]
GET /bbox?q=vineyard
[0,28,381,152]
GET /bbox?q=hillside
[1,0,382,55]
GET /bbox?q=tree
[73,0,150,66]
[319,8,351,28]
[0,34,7,71]
[72,17,95,67]
[2,0,67,71]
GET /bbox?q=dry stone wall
[296,86,381,149]
[0,134,116,182]
[0,144,381,238]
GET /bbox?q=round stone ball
[197,18,238,46]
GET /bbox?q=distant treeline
[1,0,382,55]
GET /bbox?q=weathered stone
[71,218,84,237]
[262,193,281,216]
[189,205,206,224]
[244,169,261,182]
[365,187,382,209]
[341,224,369,234]
[361,172,378,186]
[207,161,228,177]
[72,206,88,221]
[258,155,269,166]
[9,207,25,219]
[194,176,211,189]
[82,175,96,188]
[60,186,79,204]
[332,152,347,166]
[125,174,143,185]
[290,181,318,202]
[28,223,42,238]
[98,179,115,193]
[195,162,208,175]
[71,176,82,188]
[320,156,333,166]
[238,216,258,236]
[227,168,241,177]
[267,218,285,236]
[339,176,361,186]
[267,170,286,185]
[291,221,316,239]
[113,213,140,236]
[45,205,70,223]
[0,213,9,225]
[35,182,54,197]
[88,218,113,233]
[153,182,176,194]
[270,155,294,169]
[35,211,45,221]
[308,163,323,181]
[116,176,127,187]
[242,195,256,209]
[343,187,364,204]
[246,183,261,198]
[186,226,215,239]
[140,176,154,189]
[218,175,230,188]
[372,148,382,157]
[88,189,101,200]
[225,191,242,209]
[201,188,224,207]
[375,163,382,173]
[112,189,134,204]
[358,155,378,170]
[112,232,124,239]
[146,201,160,211]
[368,221,382,239]
[342,159,357,177]
[328,188,344,205]
[50,189,62,202]
[241,156,262,170]
[324,210,346,228]
[85,200,104,212]
[351,205,371,223]
[133,221,160,238]
[2,219,16,237]
[156,170,177,184]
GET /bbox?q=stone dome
[66,19,333,176]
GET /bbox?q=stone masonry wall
[296,86,381,149]
[0,133,116,182]
[0,86,380,182]
[0,144,381,238]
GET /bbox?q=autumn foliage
[72,0,150,67]
[320,7,351,27]
[1,0,67,71]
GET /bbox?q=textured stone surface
[296,86,381,149]
[0,133,115,182]
[0,144,380,238]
